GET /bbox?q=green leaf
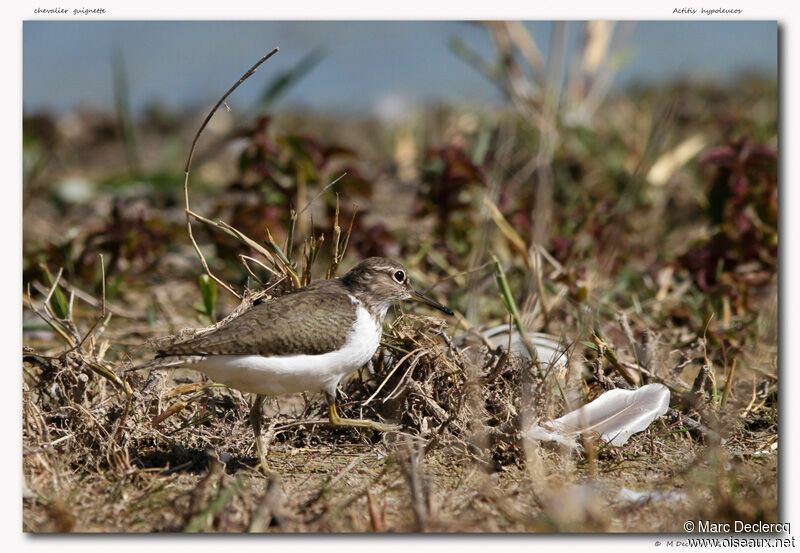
[492,255,537,362]
[471,128,491,165]
[198,274,218,322]
[42,265,70,319]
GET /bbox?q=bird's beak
[411,289,454,315]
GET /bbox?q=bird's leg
[324,391,400,432]
[249,394,270,474]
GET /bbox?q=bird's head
[341,257,453,318]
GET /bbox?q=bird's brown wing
[157,286,358,357]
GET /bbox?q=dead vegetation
[23,27,778,533]
[21,225,778,532]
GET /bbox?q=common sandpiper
[131,257,453,473]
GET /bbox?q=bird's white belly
[192,303,381,396]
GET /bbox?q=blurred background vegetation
[23,21,777,359]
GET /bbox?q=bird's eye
[393,270,406,283]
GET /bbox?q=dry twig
[182,47,280,300]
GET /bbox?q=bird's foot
[250,393,274,476]
[254,452,276,477]
[329,417,401,433]
[325,392,400,433]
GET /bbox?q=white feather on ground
[614,487,688,506]
[481,324,569,369]
[527,383,671,449]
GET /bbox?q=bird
[129,257,453,473]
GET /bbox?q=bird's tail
[123,356,197,373]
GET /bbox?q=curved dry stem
[183,47,280,300]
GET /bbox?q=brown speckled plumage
[158,280,357,357]
[156,257,453,359]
